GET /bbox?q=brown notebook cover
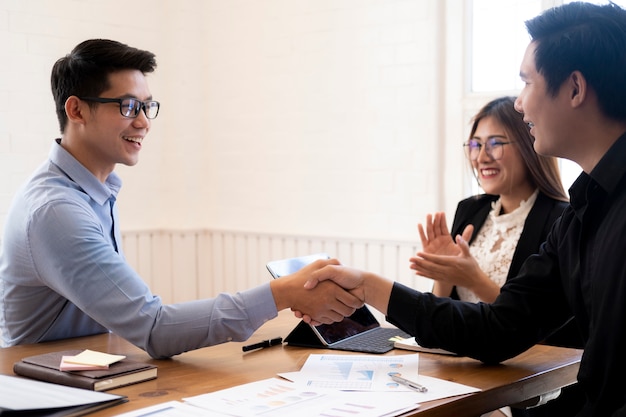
[13,349,157,391]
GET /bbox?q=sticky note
[62,349,126,367]
[59,356,110,371]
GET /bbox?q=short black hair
[525,2,626,122]
[51,39,157,133]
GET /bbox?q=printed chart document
[115,400,214,417]
[283,353,422,391]
[280,353,480,402]
[115,353,480,417]
[182,377,421,417]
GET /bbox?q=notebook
[267,254,409,354]
[14,349,157,391]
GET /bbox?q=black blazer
[450,192,566,281]
[448,192,582,348]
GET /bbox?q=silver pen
[391,374,428,392]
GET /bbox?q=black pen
[391,374,428,392]
[242,337,283,352]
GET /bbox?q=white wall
[0,0,468,244]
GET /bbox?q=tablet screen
[266,253,330,279]
[312,306,380,345]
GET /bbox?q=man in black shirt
[302,2,626,416]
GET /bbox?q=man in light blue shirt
[0,39,361,359]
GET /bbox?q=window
[471,0,626,94]
[471,0,543,93]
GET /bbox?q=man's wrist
[360,271,392,315]
[269,278,291,311]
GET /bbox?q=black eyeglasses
[79,96,160,119]
[463,137,512,161]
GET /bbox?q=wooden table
[0,311,582,417]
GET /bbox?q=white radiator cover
[121,229,434,324]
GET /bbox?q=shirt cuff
[240,282,279,328]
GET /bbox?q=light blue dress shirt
[0,140,277,358]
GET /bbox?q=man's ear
[569,71,587,108]
[64,96,87,124]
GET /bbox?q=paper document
[281,353,422,391]
[125,352,480,417]
[183,378,325,416]
[183,377,420,417]
[396,374,481,402]
[115,400,217,416]
[279,353,481,403]
[0,374,125,411]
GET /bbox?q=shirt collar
[588,131,626,194]
[569,131,626,210]
[49,139,122,205]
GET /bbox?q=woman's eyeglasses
[463,137,512,161]
[79,97,160,119]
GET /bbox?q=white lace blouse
[455,190,539,303]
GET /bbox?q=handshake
[269,257,392,326]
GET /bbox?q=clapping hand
[410,212,499,302]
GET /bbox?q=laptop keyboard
[331,328,410,354]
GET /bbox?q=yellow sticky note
[63,349,126,367]
[60,356,109,371]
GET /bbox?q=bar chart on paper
[306,360,375,390]
[289,354,422,392]
[183,378,326,416]
[182,378,421,417]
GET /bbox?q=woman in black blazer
[447,192,566,308]
[411,97,583,417]
[413,97,570,306]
